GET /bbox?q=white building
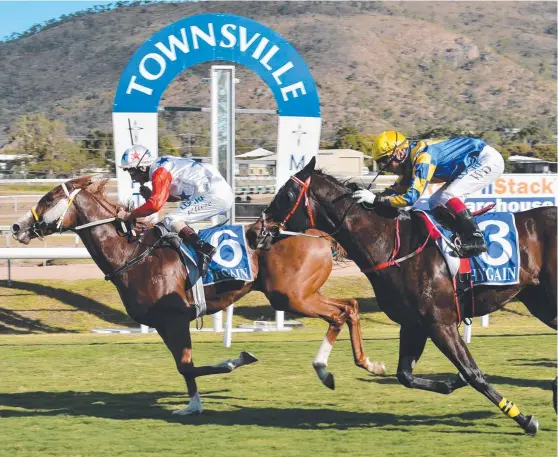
[234,148,366,177]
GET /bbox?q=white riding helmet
[120,144,156,169]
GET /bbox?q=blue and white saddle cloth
[180,224,254,286]
[418,211,520,286]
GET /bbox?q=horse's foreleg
[397,326,467,394]
[430,323,539,435]
[156,318,203,416]
[189,351,259,377]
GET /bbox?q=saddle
[413,204,496,323]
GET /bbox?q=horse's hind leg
[430,322,539,434]
[517,285,557,412]
[396,325,467,394]
[157,314,258,416]
[517,285,557,330]
[341,297,386,376]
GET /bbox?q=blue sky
[0,1,115,40]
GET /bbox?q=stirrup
[454,237,487,258]
[198,253,212,277]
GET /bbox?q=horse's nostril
[11,223,20,234]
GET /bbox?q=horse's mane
[311,169,410,220]
[70,176,153,229]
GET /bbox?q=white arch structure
[112,13,322,344]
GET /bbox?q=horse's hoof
[523,415,539,435]
[240,351,258,365]
[322,373,335,390]
[172,407,203,416]
[367,360,387,376]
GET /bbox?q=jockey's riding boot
[453,208,487,257]
[431,205,457,232]
[178,227,216,277]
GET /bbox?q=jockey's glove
[352,189,376,205]
[116,208,134,222]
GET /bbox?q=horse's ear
[302,156,316,174]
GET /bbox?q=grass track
[0,277,556,456]
[0,328,556,456]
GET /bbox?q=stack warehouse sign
[113,13,321,201]
[416,174,556,212]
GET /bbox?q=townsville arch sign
[113,13,321,201]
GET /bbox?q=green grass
[0,329,555,457]
[0,184,55,195]
[0,277,555,456]
[0,276,544,333]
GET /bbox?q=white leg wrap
[313,336,334,366]
[172,391,204,416]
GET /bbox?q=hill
[0,1,555,152]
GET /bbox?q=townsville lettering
[126,23,306,103]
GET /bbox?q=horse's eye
[286,189,297,203]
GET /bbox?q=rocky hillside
[0,1,555,149]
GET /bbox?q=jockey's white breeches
[162,180,234,231]
[428,145,504,209]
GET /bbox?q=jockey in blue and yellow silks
[352,130,505,257]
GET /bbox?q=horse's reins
[266,136,410,242]
[31,182,149,280]
[264,140,431,272]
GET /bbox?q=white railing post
[464,321,472,343]
[213,310,223,332]
[223,304,234,348]
[276,310,284,330]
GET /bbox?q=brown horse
[10,176,385,415]
[256,157,557,435]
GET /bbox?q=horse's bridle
[30,182,82,239]
[29,183,123,238]
[260,174,360,242]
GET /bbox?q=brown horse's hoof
[523,415,539,435]
[366,359,387,376]
[313,363,335,390]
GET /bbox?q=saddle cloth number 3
[478,219,513,267]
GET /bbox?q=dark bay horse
[256,157,557,434]
[11,176,385,415]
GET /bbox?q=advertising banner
[415,174,556,212]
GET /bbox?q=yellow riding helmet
[372,131,408,162]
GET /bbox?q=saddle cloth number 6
[209,229,243,268]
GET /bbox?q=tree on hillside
[332,126,376,155]
[82,129,112,168]
[8,114,82,177]
[159,136,181,157]
[415,127,463,140]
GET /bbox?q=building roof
[508,155,547,163]
[235,148,274,158]
[0,154,32,161]
[318,148,364,156]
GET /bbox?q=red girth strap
[362,218,431,273]
[280,176,315,229]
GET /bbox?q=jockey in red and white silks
[117,145,233,276]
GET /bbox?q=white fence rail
[0,247,254,346]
